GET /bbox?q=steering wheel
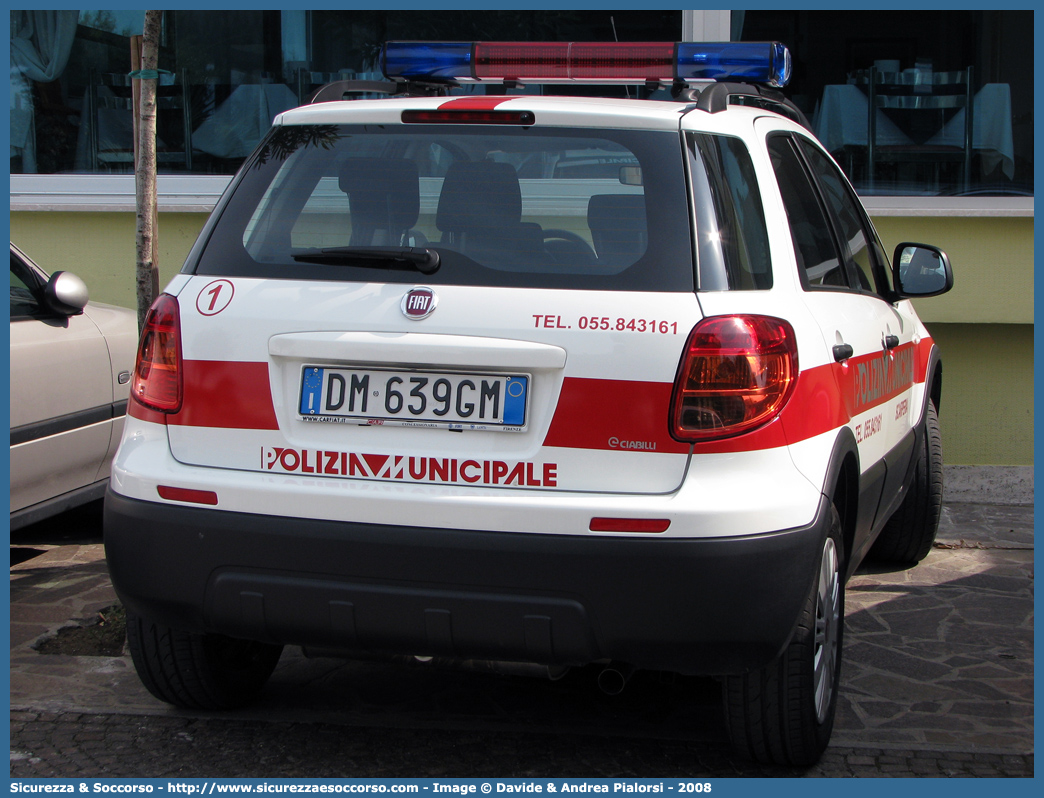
[542,229,597,263]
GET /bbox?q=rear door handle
[832,343,854,362]
[884,334,900,350]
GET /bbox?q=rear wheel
[126,611,283,710]
[869,399,943,564]
[723,504,844,767]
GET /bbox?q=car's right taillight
[131,294,182,413]
[670,315,798,442]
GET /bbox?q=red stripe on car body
[127,338,934,456]
[437,97,513,111]
[129,360,279,430]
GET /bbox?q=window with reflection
[11,9,1031,197]
[9,9,681,177]
[736,9,1032,196]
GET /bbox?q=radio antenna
[610,16,632,98]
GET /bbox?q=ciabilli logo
[608,437,657,451]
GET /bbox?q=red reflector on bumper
[157,486,218,506]
[590,517,670,533]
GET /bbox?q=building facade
[9,9,1034,470]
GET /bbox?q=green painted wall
[13,211,1033,323]
[924,322,1034,466]
[9,210,1034,466]
[871,215,1034,465]
[10,211,207,310]
[871,216,1034,325]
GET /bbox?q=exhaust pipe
[597,663,635,695]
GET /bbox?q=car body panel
[9,243,137,526]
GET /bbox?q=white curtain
[10,10,79,172]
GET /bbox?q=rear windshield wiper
[291,246,440,274]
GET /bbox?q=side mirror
[892,243,953,298]
[43,271,89,316]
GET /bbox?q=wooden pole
[134,12,162,331]
[130,35,141,166]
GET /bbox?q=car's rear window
[194,124,694,292]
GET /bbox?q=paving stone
[9,505,1034,777]
[909,701,943,713]
[847,641,957,680]
[0,713,886,777]
[877,711,976,732]
[944,678,1027,702]
[878,606,955,638]
[844,671,964,703]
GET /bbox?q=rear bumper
[105,489,832,675]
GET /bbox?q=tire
[126,611,283,710]
[723,505,844,767]
[869,399,943,564]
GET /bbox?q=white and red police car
[105,42,952,766]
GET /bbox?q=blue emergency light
[381,41,791,88]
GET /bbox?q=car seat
[339,158,421,247]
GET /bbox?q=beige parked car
[9,243,139,530]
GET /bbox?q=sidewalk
[9,501,1034,777]
[835,502,1034,754]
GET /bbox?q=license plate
[299,366,529,430]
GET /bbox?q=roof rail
[695,82,811,130]
[309,79,454,104]
[305,71,812,133]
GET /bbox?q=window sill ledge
[861,195,1033,218]
[9,174,232,213]
[9,174,1035,218]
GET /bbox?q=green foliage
[253,125,343,168]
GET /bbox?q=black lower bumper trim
[104,490,831,675]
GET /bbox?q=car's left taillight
[131,294,182,413]
[670,315,798,442]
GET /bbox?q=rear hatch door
[168,278,699,493]
[165,106,699,493]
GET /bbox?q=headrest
[339,158,420,230]
[588,194,647,264]
[436,161,522,233]
[587,194,647,233]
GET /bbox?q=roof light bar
[381,41,791,88]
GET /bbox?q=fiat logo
[401,287,438,320]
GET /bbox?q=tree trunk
[134,10,162,332]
